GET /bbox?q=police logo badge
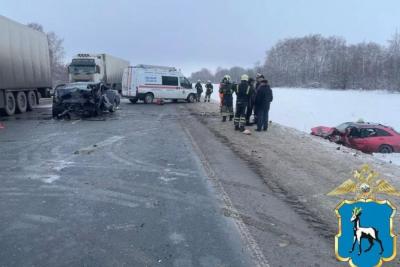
[328,164,399,266]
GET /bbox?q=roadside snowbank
[270,88,400,132]
[186,101,400,243]
[212,86,400,166]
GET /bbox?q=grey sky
[2,0,399,76]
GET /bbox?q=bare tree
[387,31,400,90]
[190,32,400,91]
[27,23,68,85]
[190,68,214,82]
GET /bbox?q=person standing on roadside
[195,80,203,102]
[234,74,251,131]
[253,73,264,124]
[255,73,264,90]
[204,80,213,102]
[219,75,235,122]
[245,77,255,125]
[254,78,273,131]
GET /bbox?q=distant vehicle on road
[311,122,400,153]
[68,54,129,93]
[0,15,52,116]
[52,82,120,119]
[121,65,196,104]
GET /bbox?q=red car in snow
[311,122,400,153]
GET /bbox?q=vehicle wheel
[144,93,154,104]
[187,94,195,103]
[3,92,16,116]
[94,105,102,116]
[379,144,393,153]
[172,99,178,103]
[129,98,138,104]
[52,107,60,118]
[109,100,118,112]
[15,92,27,113]
[27,91,37,111]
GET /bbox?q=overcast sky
[2,0,399,76]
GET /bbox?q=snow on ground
[211,86,400,166]
[269,88,400,133]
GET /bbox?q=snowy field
[211,86,400,166]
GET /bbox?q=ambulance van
[121,65,196,104]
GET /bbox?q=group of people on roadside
[194,73,273,132]
[219,73,273,132]
[194,80,213,103]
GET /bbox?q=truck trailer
[68,54,129,93]
[0,15,52,116]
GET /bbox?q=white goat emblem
[349,207,384,255]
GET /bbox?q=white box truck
[0,15,52,116]
[121,64,196,104]
[68,54,129,93]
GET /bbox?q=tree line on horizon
[190,33,400,91]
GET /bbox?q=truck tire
[129,98,138,104]
[4,92,16,116]
[27,91,37,111]
[16,91,27,113]
[144,93,154,104]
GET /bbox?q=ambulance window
[179,77,192,89]
[162,76,178,86]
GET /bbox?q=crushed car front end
[52,83,102,118]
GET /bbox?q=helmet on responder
[256,73,265,81]
[223,75,231,82]
[241,74,249,81]
[197,80,201,82]
[207,80,211,83]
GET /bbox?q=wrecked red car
[311,122,400,153]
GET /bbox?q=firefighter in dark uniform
[204,80,213,102]
[195,80,203,102]
[219,75,234,122]
[245,77,255,125]
[234,74,252,131]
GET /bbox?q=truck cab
[68,54,104,83]
[68,54,129,93]
[121,65,196,104]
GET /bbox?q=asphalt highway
[0,100,251,267]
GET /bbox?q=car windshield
[335,122,354,132]
[390,128,400,134]
[56,84,93,91]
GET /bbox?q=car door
[349,128,377,152]
[366,128,393,152]
[161,75,179,99]
[345,127,370,152]
[179,77,192,99]
[121,67,133,97]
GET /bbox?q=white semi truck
[68,54,129,93]
[0,15,52,116]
